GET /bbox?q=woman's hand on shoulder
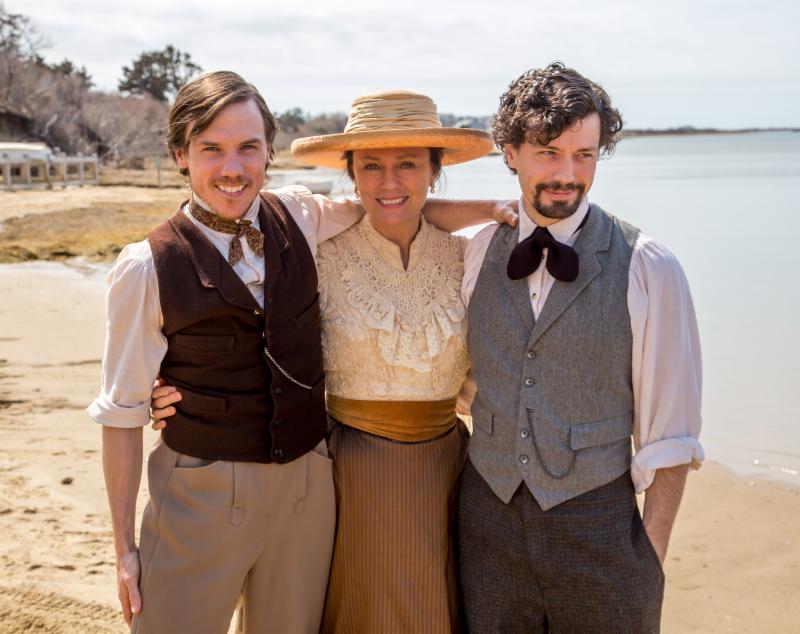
[493,200,518,226]
[149,380,181,431]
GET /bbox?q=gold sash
[326,394,457,442]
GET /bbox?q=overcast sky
[9,0,800,128]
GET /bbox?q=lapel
[526,204,613,347]
[168,205,260,312]
[257,194,290,305]
[490,224,536,332]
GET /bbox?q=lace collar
[359,213,430,273]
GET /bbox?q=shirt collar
[518,195,590,244]
[192,192,262,226]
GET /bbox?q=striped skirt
[321,419,468,634]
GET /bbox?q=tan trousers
[131,438,336,634]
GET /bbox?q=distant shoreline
[621,126,799,138]
[479,127,797,154]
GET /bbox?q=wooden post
[1,155,8,190]
[23,157,32,186]
[30,160,46,186]
[45,157,53,189]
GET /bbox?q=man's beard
[532,181,585,219]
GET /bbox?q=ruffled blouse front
[316,214,469,401]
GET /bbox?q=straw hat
[290,90,494,169]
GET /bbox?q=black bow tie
[507,226,579,282]
[506,208,592,282]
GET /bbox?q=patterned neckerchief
[188,198,265,266]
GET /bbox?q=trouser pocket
[230,461,247,526]
[295,439,333,515]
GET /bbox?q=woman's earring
[429,183,436,193]
[354,185,359,197]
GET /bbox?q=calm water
[321,131,800,484]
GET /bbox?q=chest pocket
[173,334,235,351]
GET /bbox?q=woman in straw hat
[290,90,493,633]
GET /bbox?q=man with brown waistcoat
[88,71,513,633]
[87,71,352,634]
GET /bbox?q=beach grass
[0,199,180,263]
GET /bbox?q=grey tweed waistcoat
[467,205,640,510]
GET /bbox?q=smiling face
[174,99,269,220]
[505,112,601,225]
[351,147,436,230]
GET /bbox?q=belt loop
[230,462,247,526]
[294,454,308,515]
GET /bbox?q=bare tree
[0,2,47,104]
[277,107,306,133]
[0,5,167,158]
[81,92,168,160]
[273,111,347,151]
[0,2,46,55]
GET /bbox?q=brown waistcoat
[147,192,326,463]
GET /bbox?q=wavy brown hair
[167,71,277,176]
[492,62,623,174]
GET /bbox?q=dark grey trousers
[457,460,664,633]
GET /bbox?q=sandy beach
[0,186,798,633]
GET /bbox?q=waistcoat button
[273,448,283,459]
[274,386,283,396]
[524,377,535,386]
[520,429,529,439]
[526,351,536,359]
[519,455,529,465]
[273,418,282,428]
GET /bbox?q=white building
[0,142,99,190]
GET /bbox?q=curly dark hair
[492,62,623,174]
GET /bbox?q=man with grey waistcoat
[457,62,704,632]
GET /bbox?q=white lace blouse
[316,214,470,401]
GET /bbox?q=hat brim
[290,128,494,169]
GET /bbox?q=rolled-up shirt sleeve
[273,185,363,256]
[629,235,704,492]
[86,241,167,428]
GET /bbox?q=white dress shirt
[86,186,361,429]
[461,197,704,493]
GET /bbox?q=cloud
[9,0,800,126]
